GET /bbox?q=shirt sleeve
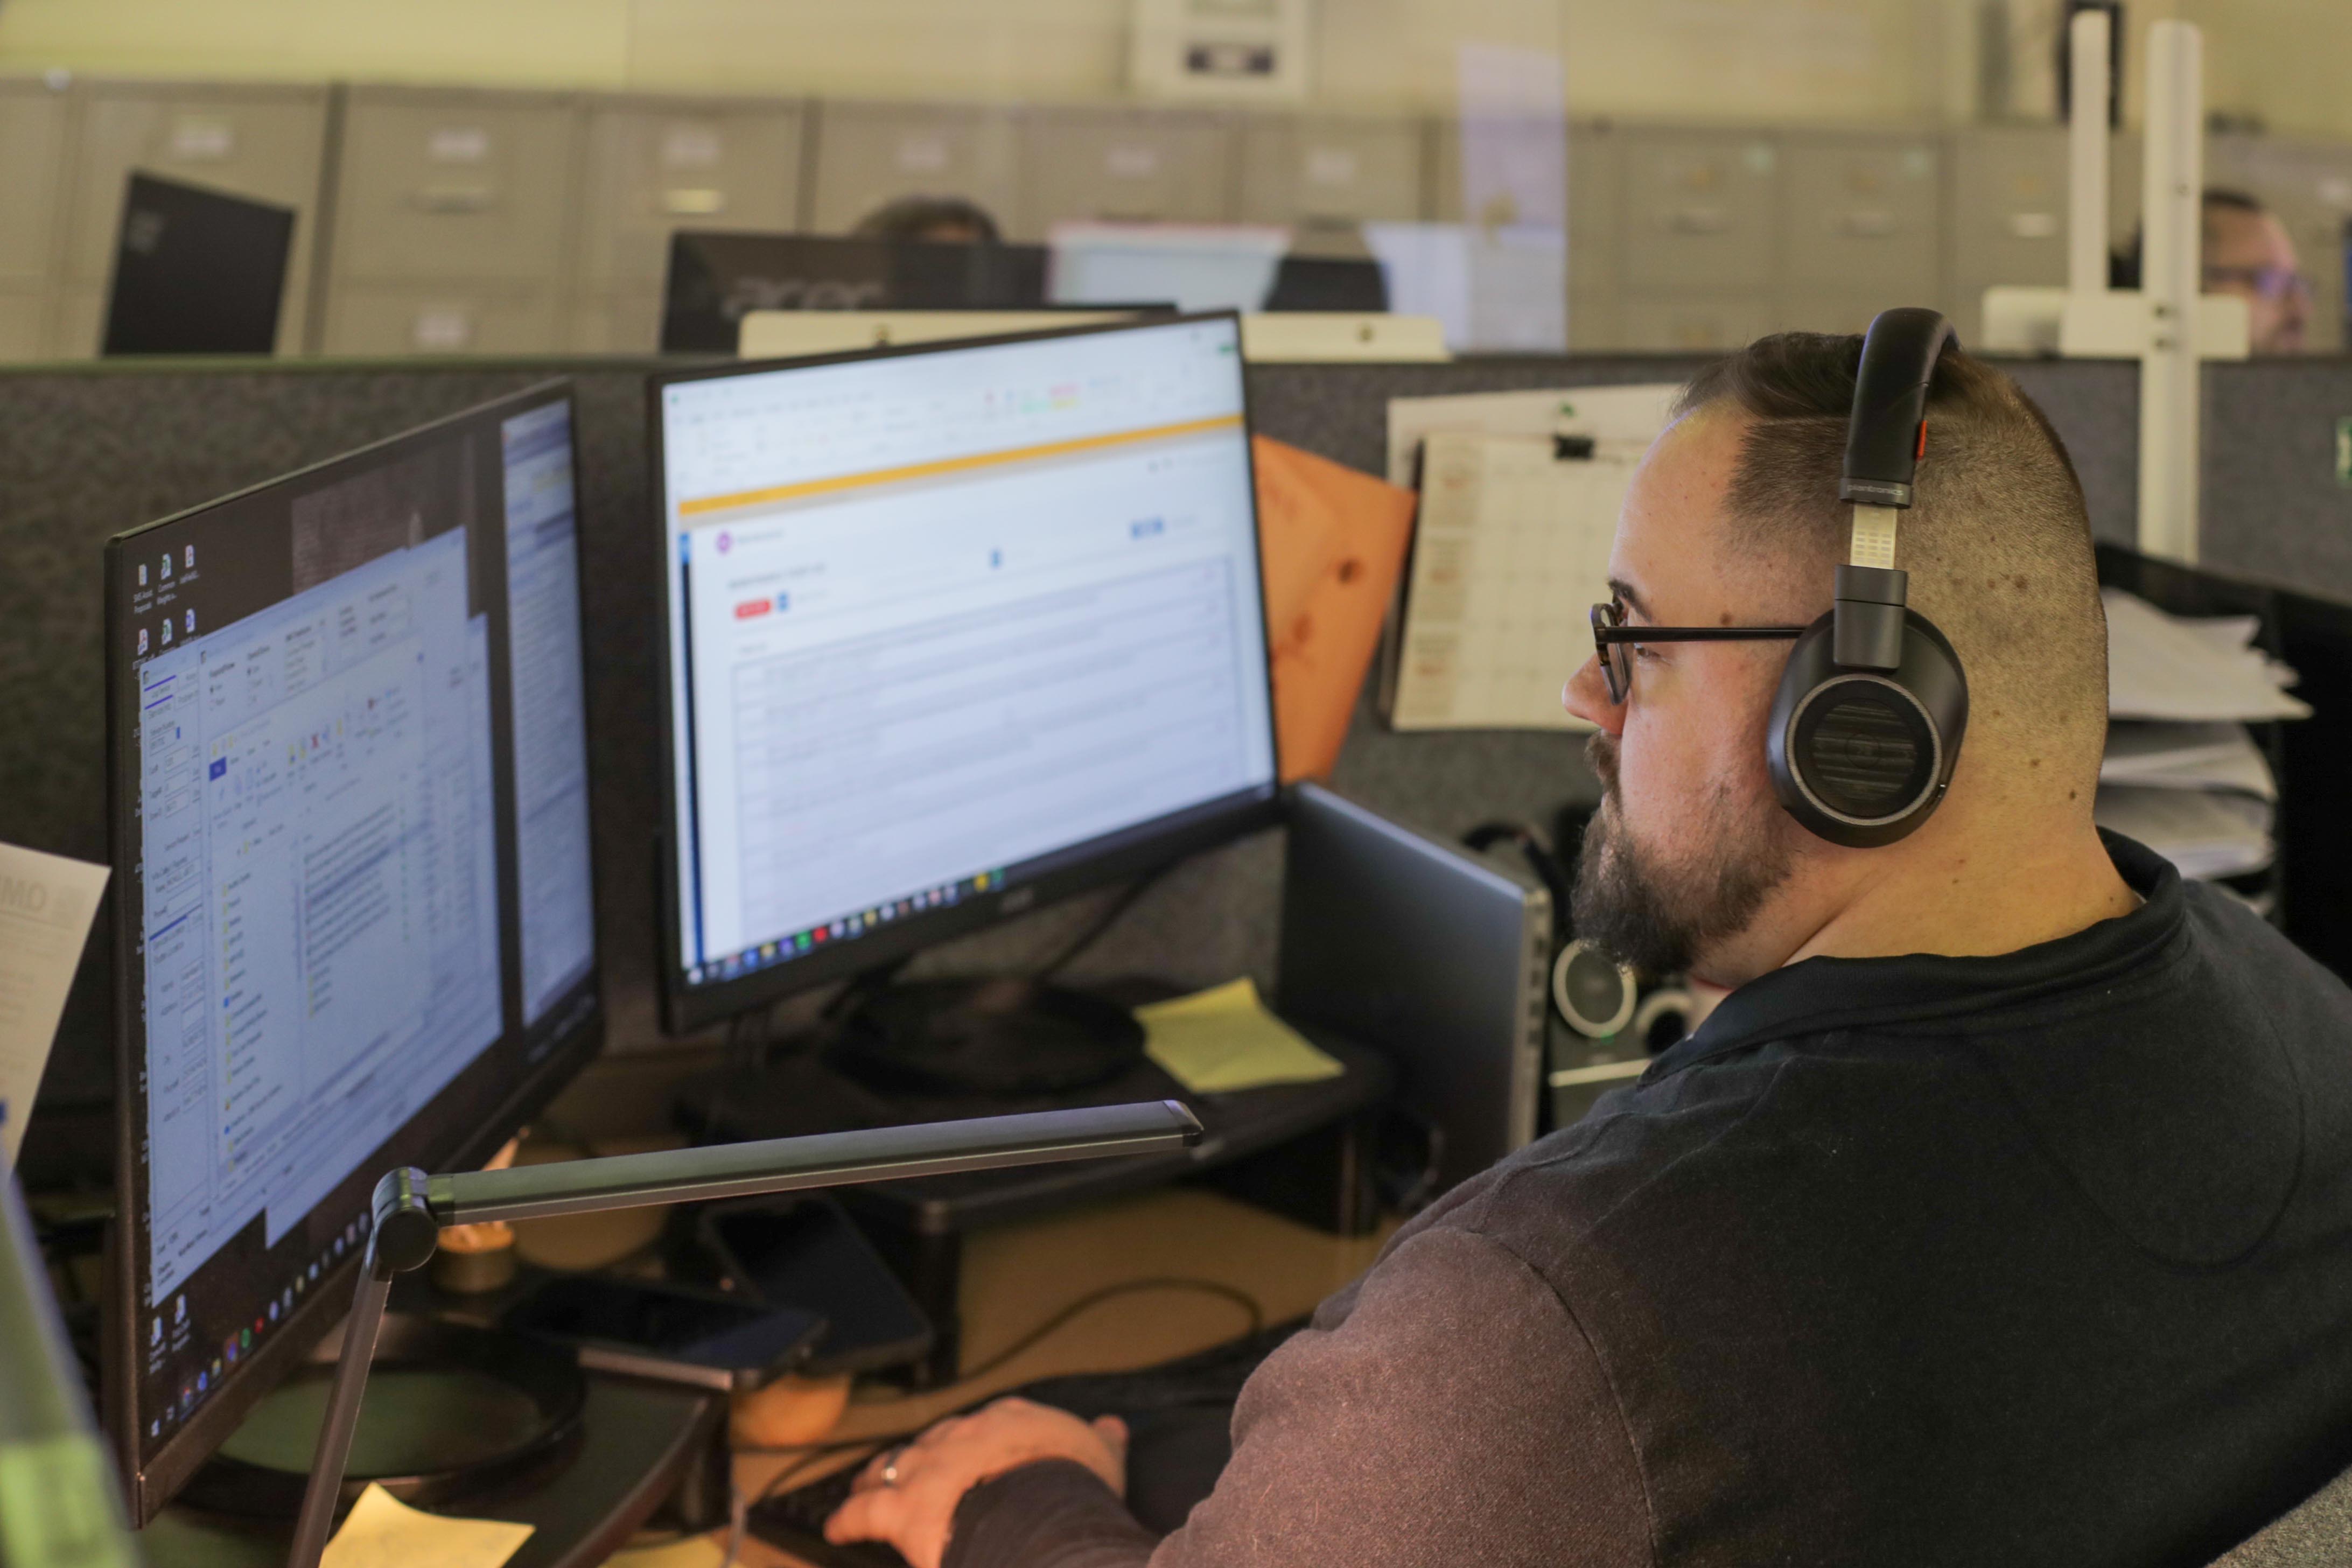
[943,1224,1653,1568]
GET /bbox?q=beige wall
[4,0,2347,136]
[0,0,1930,121]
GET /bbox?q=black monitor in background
[651,313,1280,1076]
[660,232,1052,353]
[102,172,295,357]
[102,383,603,1522]
[1262,254,1389,313]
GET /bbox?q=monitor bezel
[646,310,1282,1037]
[101,380,608,1523]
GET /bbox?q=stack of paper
[2095,590,2305,881]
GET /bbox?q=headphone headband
[1839,308,1958,509]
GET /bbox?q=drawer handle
[412,186,495,214]
[1834,209,1897,237]
[2007,211,2060,240]
[1664,206,1729,234]
[662,187,727,216]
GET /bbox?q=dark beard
[1569,732,1793,976]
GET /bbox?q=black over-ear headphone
[1765,308,1971,848]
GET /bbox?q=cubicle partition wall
[4,352,2347,1186]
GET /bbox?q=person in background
[2117,188,2311,354]
[2201,188,2309,354]
[853,195,1003,246]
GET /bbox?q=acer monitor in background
[659,231,1051,353]
[102,172,295,356]
[652,313,1279,1086]
[102,383,603,1523]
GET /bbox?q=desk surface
[587,1184,1396,1568]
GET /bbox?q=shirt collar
[1648,832,2185,1078]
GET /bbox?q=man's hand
[825,1397,1129,1568]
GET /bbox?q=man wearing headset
[828,322,2352,1567]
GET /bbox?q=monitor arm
[289,1101,1203,1568]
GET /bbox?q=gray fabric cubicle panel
[0,348,2159,1177]
[2202,360,2352,603]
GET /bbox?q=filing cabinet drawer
[1777,291,1895,337]
[808,101,1023,235]
[1236,115,1425,237]
[332,88,580,284]
[1781,135,1939,298]
[579,97,805,290]
[1948,126,2068,298]
[1429,118,1606,295]
[1567,290,1621,352]
[1620,294,1772,352]
[42,288,102,360]
[0,286,45,361]
[321,285,562,356]
[1016,109,1235,237]
[569,291,663,354]
[0,80,69,287]
[1621,131,1779,293]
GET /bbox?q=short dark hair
[1672,332,2110,796]
[851,195,1003,246]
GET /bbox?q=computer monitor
[660,232,1051,353]
[102,172,295,357]
[652,313,1279,1039]
[102,383,603,1522]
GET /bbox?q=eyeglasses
[1589,600,1806,705]
[2203,264,2311,304]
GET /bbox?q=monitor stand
[825,977,1145,1097]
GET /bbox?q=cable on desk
[957,1276,1264,1383]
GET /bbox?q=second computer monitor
[659,232,1051,353]
[653,313,1279,1032]
[102,173,295,356]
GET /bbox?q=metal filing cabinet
[1014,108,1235,238]
[1569,124,1623,348]
[572,94,804,353]
[1946,125,2067,342]
[48,79,328,358]
[807,101,1023,236]
[1619,129,1778,349]
[0,76,69,360]
[1235,114,1424,251]
[323,86,580,355]
[1778,132,1940,331]
[1620,295,1774,353]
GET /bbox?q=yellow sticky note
[1137,978,1344,1095]
[321,1483,534,1568]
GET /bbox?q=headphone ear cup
[1767,610,1969,848]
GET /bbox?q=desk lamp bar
[290,1101,1203,1568]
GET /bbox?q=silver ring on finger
[880,1447,905,1487]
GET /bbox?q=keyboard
[751,1461,908,1568]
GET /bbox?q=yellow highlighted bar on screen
[677,412,1245,517]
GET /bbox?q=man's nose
[1564,654,1625,736]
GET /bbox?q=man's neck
[1694,810,2141,986]
[1781,817,2140,969]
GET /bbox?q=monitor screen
[103,384,601,1521]
[653,313,1278,1032]
[102,173,295,358]
[660,232,1049,353]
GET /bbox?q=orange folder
[1251,435,1417,782]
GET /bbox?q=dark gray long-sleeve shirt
[946,835,2352,1567]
